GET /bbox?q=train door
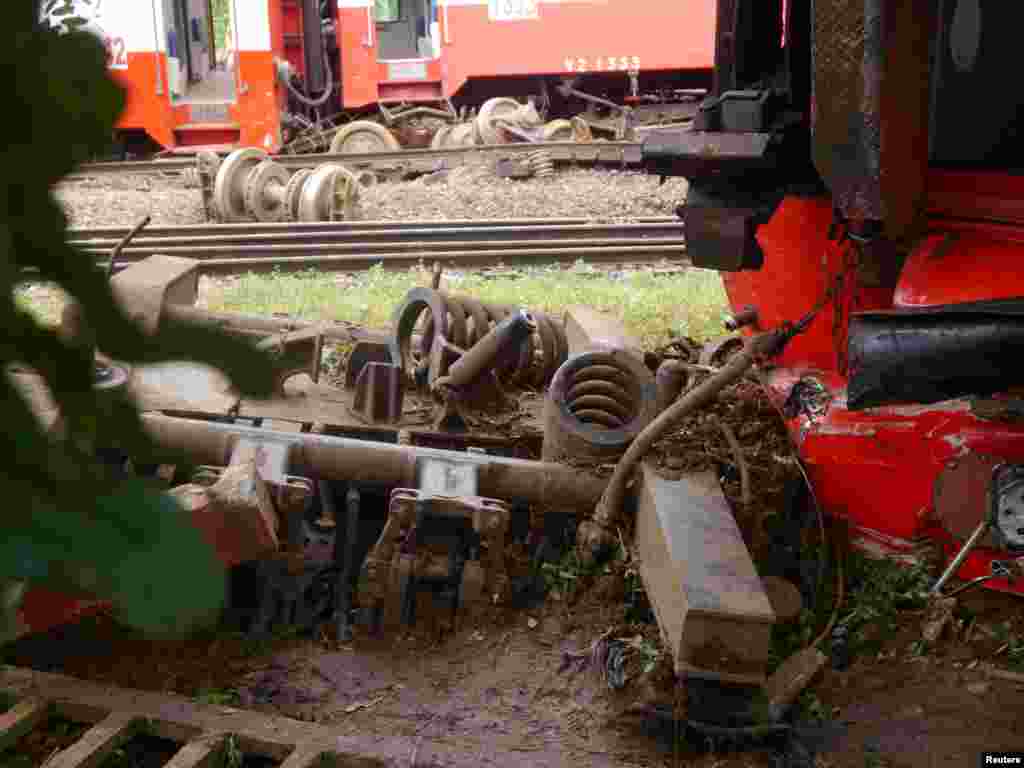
[374,0,438,61]
[161,0,237,108]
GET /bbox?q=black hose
[284,38,334,108]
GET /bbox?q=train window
[930,0,1024,170]
[376,0,401,23]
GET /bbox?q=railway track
[69,140,645,179]
[60,218,688,275]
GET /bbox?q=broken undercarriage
[8,253,827,731]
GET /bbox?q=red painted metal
[895,228,1024,308]
[99,1,713,152]
[723,193,1024,597]
[16,589,109,638]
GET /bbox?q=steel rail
[68,223,686,253]
[97,242,689,275]
[66,215,678,241]
[68,140,644,178]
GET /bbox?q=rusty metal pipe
[140,414,606,511]
[654,358,690,413]
[442,310,536,390]
[165,305,396,346]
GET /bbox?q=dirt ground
[5,569,1024,768]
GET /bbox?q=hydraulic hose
[283,38,334,108]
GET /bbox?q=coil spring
[541,350,658,462]
[394,287,568,389]
[564,361,641,430]
[527,149,555,178]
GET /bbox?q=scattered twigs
[713,416,750,506]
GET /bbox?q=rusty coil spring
[392,287,568,388]
[542,349,658,462]
[564,361,641,429]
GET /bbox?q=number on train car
[106,35,128,69]
[565,56,641,73]
[490,0,538,21]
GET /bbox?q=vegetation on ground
[201,263,730,346]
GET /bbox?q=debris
[343,695,386,713]
[966,681,990,696]
[763,647,827,722]
[422,169,450,186]
[527,617,539,629]
[984,664,1024,685]
[921,596,958,645]
[605,641,628,689]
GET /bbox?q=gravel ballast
[56,161,689,228]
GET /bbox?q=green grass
[203,263,729,347]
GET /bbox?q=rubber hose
[283,40,334,108]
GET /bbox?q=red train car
[42,0,714,155]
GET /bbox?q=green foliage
[990,621,1024,670]
[540,544,603,599]
[1,9,276,639]
[375,0,401,23]
[196,687,241,707]
[220,734,244,768]
[210,0,232,59]
[797,690,828,723]
[837,554,931,658]
[769,548,933,673]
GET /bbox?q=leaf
[0,15,274,637]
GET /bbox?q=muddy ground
[4,574,1024,768]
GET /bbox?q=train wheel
[475,97,522,145]
[329,120,402,154]
[283,168,313,221]
[541,119,574,142]
[297,164,361,222]
[244,160,291,222]
[213,148,268,222]
[430,124,453,149]
[446,122,477,147]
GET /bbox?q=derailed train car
[42,0,714,155]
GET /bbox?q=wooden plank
[0,668,323,756]
[0,696,51,751]
[48,712,137,768]
[164,738,219,768]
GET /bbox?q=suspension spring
[390,287,568,389]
